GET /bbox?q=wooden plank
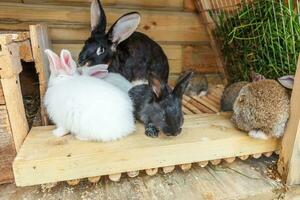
[194,0,227,84]
[183,95,213,114]
[184,0,196,11]
[183,45,220,73]
[23,0,184,10]
[0,3,208,43]
[0,35,29,152]
[0,105,16,184]
[1,76,29,152]
[278,55,300,185]
[13,113,280,186]
[52,43,183,74]
[29,25,52,126]
[3,158,285,199]
[0,83,5,105]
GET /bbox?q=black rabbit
[129,72,193,137]
[78,0,169,83]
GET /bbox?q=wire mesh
[196,0,300,83]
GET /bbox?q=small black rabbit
[129,72,193,137]
[78,0,169,83]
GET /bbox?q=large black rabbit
[78,0,169,83]
[129,72,193,137]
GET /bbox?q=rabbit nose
[164,128,182,136]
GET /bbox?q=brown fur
[184,72,208,96]
[221,81,248,111]
[231,80,290,138]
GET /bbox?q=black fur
[129,72,193,137]
[78,0,169,83]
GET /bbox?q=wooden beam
[278,54,300,185]
[194,0,227,84]
[29,25,52,126]
[0,105,16,184]
[13,113,280,186]
[23,0,184,10]
[0,83,5,105]
[0,34,29,152]
[0,2,208,43]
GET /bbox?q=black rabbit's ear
[107,12,140,46]
[148,73,164,99]
[91,0,106,33]
[173,71,194,98]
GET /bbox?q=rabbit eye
[96,46,105,55]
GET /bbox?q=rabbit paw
[248,130,269,140]
[53,127,69,137]
[145,124,159,138]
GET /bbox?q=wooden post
[0,34,29,152]
[29,24,51,125]
[278,54,300,185]
[194,0,228,85]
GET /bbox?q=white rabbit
[44,49,135,142]
[78,65,133,92]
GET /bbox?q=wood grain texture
[0,105,15,184]
[13,113,280,186]
[183,45,219,73]
[0,2,208,43]
[0,83,5,105]
[0,35,29,152]
[29,25,52,125]
[23,0,184,10]
[278,54,300,185]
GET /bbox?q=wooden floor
[3,156,299,200]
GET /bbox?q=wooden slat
[13,113,280,186]
[23,0,184,10]
[278,54,300,185]
[0,35,29,152]
[52,43,183,74]
[0,83,5,105]
[0,105,15,184]
[183,95,214,114]
[183,45,220,73]
[0,3,208,43]
[29,25,52,125]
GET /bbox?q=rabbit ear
[44,49,61,75]
[60,49,77,75]
[148,73,164,99]
[91,0,106,33]
[278,75,294,89]
[173,71,193,98]
[250,71,265,82]
[107,12,140,47]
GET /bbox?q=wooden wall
[0,0,222,80]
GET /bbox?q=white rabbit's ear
[278,75,294,89]
[44,49,61,75]
[60,49,77,75]
[107,12,140,48]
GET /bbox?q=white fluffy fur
[248,130,269,140]
[45,75,135,141]
[102,73,133,92]
[44,49,135,142]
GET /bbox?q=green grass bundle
[211,0,300,83]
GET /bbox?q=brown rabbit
[220,81,248,112]
[184,72,208,96]
[221,71,266,112]
[231,76,294,140]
